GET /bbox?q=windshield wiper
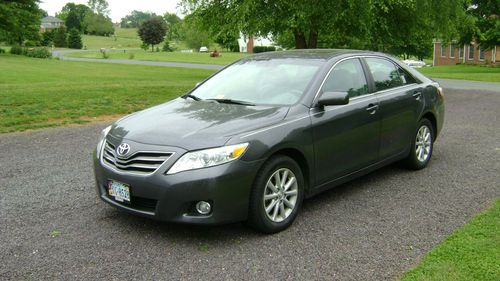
[206,98,255,106]
[183,94,201,101]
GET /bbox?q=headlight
[167,143,249,174]
[96,125,112,158]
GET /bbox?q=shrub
[53,27,67,48]
[0,48,5,54]
[162,41,174,52]
[253,46,276,53]
[67,28,83,49]
[102,51,109,59]
[24,40,40,47]
[128,53,135,59]
[25,48,52,59]
[10,45,24,55]
[42,30,55,46]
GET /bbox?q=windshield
[190,59,324,105]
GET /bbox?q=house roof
[41,16,64,23]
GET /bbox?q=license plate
[108,180,131,203]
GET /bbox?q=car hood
[109,98,289,150]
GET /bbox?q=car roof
[244,49,382,61]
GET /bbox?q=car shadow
[102,163,414,243]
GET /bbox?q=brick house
[433,40,499,66]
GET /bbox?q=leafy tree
[84,12,114,36]
[56,3,91,33]
[138,17,167,51]
[53,26,67,47]
[181,0,372,49]
[65,10,81,31]
[0,0,43,45]
[42,29,54,46]
[164,12,182,40]
[176,15,212,50]
[458,0,499,49]
[87,0,109,16]
[120,10,157,28]
[68,28,83,49]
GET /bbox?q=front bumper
[93,145,264,225]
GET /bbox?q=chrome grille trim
[101,140,174,175]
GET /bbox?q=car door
[310,58,381,185]
[363,57,425,160]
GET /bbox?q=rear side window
[398,67,417,85]
[365,58,403,92]
[322,59,369,98]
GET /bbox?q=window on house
[459,47,464,58]
[441,44,447,57]
[450,44,455,58]
[468,45,475,60]
[479,47,485,60]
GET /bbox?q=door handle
[413,91,422,100]
[366,104,379,113]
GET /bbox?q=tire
[247,155,305,234]
[404,118,434,170]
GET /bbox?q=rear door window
[365,58,403,92]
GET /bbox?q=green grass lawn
[401,199,500,281]
[0,54,215,133]
[82,27,142,49]
[66,50,249,65]
[418,64,500,82]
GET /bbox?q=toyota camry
[93,49,444,233]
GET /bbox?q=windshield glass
[190,59,324,105]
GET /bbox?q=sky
[39,0,181,22]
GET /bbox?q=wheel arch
[266,147,311,192]
[421,112,438,141]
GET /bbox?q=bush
[53,27,67,48]
[253,46,276,53]
[0,48,5,54]
[67,28,83,49]
[24,40,40,47]
[162,41,174,52]
[10,45,24,55]
[42,30,55,46]
[128,53,135,59]
[25,48,52,59]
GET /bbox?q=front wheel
[247,155,304,234]
[404,119,434,170]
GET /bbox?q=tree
[181,0,372,49]
[0,0,43,44]
[57,3,91,33]
[84,12,114,36]
[53,26,67,47]
[458,0,499,49]
[65,10,81,31]
[87,0,109,16]
[138,17,167,51]
[120,10,157,28]
[41,29,54,46]
[164,12,182,40]
[68,28,83,49]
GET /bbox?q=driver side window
[322,59,369,98]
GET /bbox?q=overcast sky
[39,0,181,22]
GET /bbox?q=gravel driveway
[0,88,498,280]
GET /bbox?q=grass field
[0,54,215,133]
[418,64,500,82]
[82,28,142,49]
[401,199,500,281]
[66,50,249,65]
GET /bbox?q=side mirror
[318,91,349,106]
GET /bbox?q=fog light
[196,201,211,215]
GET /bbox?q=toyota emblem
[116,143,131,157]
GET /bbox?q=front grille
[102,140,173,174]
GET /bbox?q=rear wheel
[404,119,434,170]
[247,155,304,234]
